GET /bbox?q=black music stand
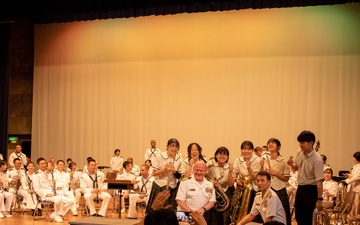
[104,180,135,218]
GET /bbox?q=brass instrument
[335,182,347,210]
[312,208,331,225]
[230,175,253,223]
[206,164,230,212]
[9,174,21,190]
[70,172,80,190]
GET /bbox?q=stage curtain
[32,4,360,173]
[0,23,11,160]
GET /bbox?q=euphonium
[206,165,230,212]
[335,181,347,210]
[230,175,253,223]
[9,175,21,190]
[70,172,80,190]
[312,208,331,225]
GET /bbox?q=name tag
[189,189,195,191]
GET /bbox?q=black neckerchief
[140,176,151,193]
[88,172,98,188]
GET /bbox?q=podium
[104,180,135,218]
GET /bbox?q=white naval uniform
[144,148,161,162]
[250,187,287,225]
[70,170,84,206]
[32,170,74,217]
[7,168,31,207]
[110,156,124,173]
[176,176,216,211]
[322,179,338,208]
[116,171,136,209]
[233,154,261,191]
[127,175,154,218]
[20,172,39,210]
[0,172,14,213]
[131,164,140,177]
[80,171,111,217]
[8,152,27,168]
[54,171,77,214]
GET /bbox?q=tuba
[230,175,253,224]
[206,164,230,212]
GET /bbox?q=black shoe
[127,217,138,219]
[37,209,42,216]
[97,214,104,217]
[91,214,97,217]
[32,209,35,216]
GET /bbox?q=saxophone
[206,164,230,212]
[230,175,253,223]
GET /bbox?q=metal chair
[33,194,54,221]
[325,190,356,224]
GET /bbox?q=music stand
[104,179,135,218]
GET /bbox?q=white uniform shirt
[80,171,107,194]
[263,155,290,190]
[250,187,287,225]
[117,171,136,181]
[8,152,27,168]
[206,159,235,192]
[0,172,10,189]
[135,175,154,195]
[323,179,338,201]
[131,164,140,177]
[32,170,55,199]
[176,176,216,211]
[54,171,71,195]
[233,154,261,191]
[152,152,183,188]
[145,148,161,162]
[345,163,360,190]
[110,156,124,172]
[0,154,3,160]
[6,168,26,189]
[21,172,35,191]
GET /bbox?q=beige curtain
[33,3,360,174]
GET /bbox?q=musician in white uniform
[69,162,83,208]
[80,158,111,217]
[0,160,14,218]
[127,164,154,219]
[20,162,41,215]
[33,157,74,223]
[54,160,78,216]
[116,161,137,213]
[238,171,287,225]
[7,158,27,208]
[322,167,338,208]
[110,149,124,175]
[8,144,27,169]
[144,140,161,162]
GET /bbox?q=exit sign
[8,136,18,142]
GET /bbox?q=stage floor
[69,217,141,225]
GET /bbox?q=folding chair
[33,194,54,221]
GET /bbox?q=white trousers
[43,195,74,216]
[127,194,148,218]
[84,191,111,217]
[0,191,14,212]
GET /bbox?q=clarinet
[94,170,99,202]
[26,172,35,204]
[51,171,56,195]
[166,157,174,190]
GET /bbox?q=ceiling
[0,0,359,23]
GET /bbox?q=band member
[146,138,184,213]
[233,140,262,223]
[21,161,41,215]
[127,164,154,219]
[7,158,26,202]
[238,171,286,225]
[176,161,216,221]
[206,146,235,225]
[54,160,78,216]
[260,138,291,225]
[116,160,137,213]
[0,160,14,218]
[127,157,140,177]
[69,162,83,209]
[179,143,207,179]
[33,157,74,223]
[322,167,338,209]
[144,140,161,162]
[8,144,27,169]
[110,149,124,175]
[80,158,111,217]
